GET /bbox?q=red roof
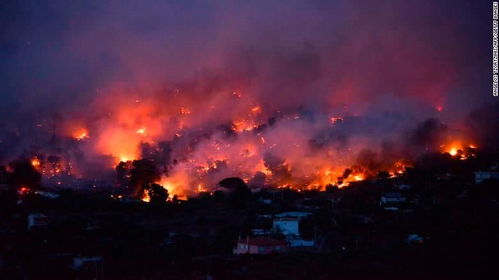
[239,237,288,246]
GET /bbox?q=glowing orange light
[119,156,130,162]
[31,158,41,168]
[72,128,89,141]
[180,107,191,115]
[141,192,150,202]
[442,141,477,160]
[18,186,30,195]
[330,116,344,125]
[136,128,146,135]
[251,106,261,113]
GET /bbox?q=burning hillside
[0,0,494,199]
[13,91,485,199]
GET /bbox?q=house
[287,237,315,248]
[380,192,406,206]
[275,211,311,219]
[474,171,499,184]
[406,234,424,244]
[71,256,104,280]
[233,237,288,255]
[273,217,300,236]
[251,228,271,236]
[72,256,103,269]
[34,190,60,199]
[258,198,272,204]
[27,213,49,231]
[395,184,411,190]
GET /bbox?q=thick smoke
[0,1,492,195]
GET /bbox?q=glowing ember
[329,116,344,125]
[73,128,89,141]
[180,107,191,115]
[31,158,41,168]
[251,106,261,113]
[136,128,146,135]
[141,192,150,202]
[353,174,364,181]
[18,186,31,195]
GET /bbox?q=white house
[273,217,300,236]
[287,237,315,247]
[27,213,49,231]
[474,171,499,184]
[380,193,406,207]
[275,211,311,219]
[233,237,288,255]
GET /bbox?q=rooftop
[239,237,288,246]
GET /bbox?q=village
[0,153,498,279]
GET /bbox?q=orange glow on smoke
[52,84,460,199]
[72,128,89,141]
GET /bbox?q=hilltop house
[233,237,288,255]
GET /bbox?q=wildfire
[389,161,410,177]
[141,192,150,202]
[232,119,258,132]
[180,107,191,115]
[31,158,41,168]
[72,128,89,141]
[441,141,477,160]
[136,127,146,135]
[251,106,261,113]
[32,87,475,200]
[329,116,344,125]
[353,174,364,181]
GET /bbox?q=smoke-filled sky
[0,0,494,195]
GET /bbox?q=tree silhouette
[8,158,41,188]
[129,159,160,197]
[219,177,251,209]
[145,183,168,204]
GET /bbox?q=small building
[474,171,499,184]
[275,211,311,219]
[71,256,104,280]
[233,237,288,255]
[251,228,271,236]
[34,190,60,199]
[380,192,406,206]
[287,237,315,248]
[273,217,300,236]
[395,184,411,190]
[406,234,424,244]
[27,213,49,231]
